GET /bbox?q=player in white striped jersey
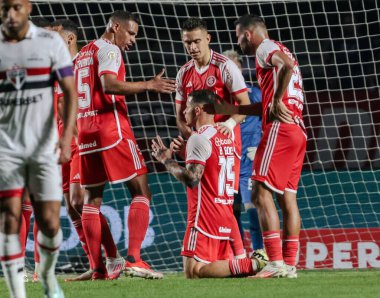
[0,0,77,297]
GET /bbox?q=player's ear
[67,33,75,45]
[206,33,211,43]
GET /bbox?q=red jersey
[175,50,247,123]
[75,39,131,155]
[186,125,236,239]
[255,39,305,129]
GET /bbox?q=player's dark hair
[181,17,208,32]
[31,17,50,28]
[189,89,219,106]
[51,19,78,36]
[110,10,139,25]
[234,14,266,30]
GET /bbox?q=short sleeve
[222,59,247,95]
[186,134,212,165]
[256,39,280,68]
[97,44,122,77]
[51,32,73,78]
[175,67,185,104]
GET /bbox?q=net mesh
[23,0,380,272]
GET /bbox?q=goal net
[24,0,380,272]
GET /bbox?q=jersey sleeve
[186,133,212,165]
[221,59,248,96]
[97,43,122,77]
[51,32,73,79]
[256,39,281,68]
[175,67,185,105]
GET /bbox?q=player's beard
[240,36,254,55]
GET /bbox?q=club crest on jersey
[7,67,26,90]
[206,76,216,87]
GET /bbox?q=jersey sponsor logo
[6,66,26,90]
[214,137,232,147]
[77,110,98,119]
[0,93,43,106]
[76,57,94,68]
[214,197,234,205]
[206,76,216,87]
[107,51,116,60]
[78,140,97,150]
[219,226,232,233]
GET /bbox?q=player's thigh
[102,137,148,185]
[28,153,62,202]
[253,122,305,194]
[0,153,25,197]
[80,151,107,188]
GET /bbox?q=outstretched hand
[269,101,294,124]
[147,68,176,94]
[170,136,186,160]
[151,135,173,164]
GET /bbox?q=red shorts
[252,122,306,194]
[62,145,80,194]
[181,227,232,263]
[80,137,147,187]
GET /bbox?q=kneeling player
[152,90,266,278]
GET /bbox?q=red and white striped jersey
[0,23,73,155]
[186,125,236,239]
[255,39,305,129]
[74,39,132,155]
[175,50,247,123]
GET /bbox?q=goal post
[24,0,380,272]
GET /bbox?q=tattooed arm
[163,159,204,188]
[151,135,205,188]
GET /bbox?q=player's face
[0,0,31,35]
[236,24,254,55]
[115,20,138,52]
[182,29,211,62]
[183,99,197,127]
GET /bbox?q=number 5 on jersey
[77,67,91,109]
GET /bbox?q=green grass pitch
[1,270,379,298]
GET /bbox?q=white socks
[0,233,26,298]
[37,229,63,295]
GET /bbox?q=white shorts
[0,152,62,202]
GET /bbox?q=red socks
[127,196,150,261]
[82,204,106,273]
[283,236,299,266]
[72,219,94,269]
[33,220,40,264]
[229,258,255,276]
[263,231,283,261]
[100,212,117,258]
[20,203,33,254]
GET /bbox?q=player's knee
[35,214,60,237]
[0,211,20,233]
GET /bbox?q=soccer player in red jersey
[51,19,125,282]
[0,0,77,297]
[74,10,176,280]
[207,15,306,278]
[175,17,250,257]
[152,90,266,278]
